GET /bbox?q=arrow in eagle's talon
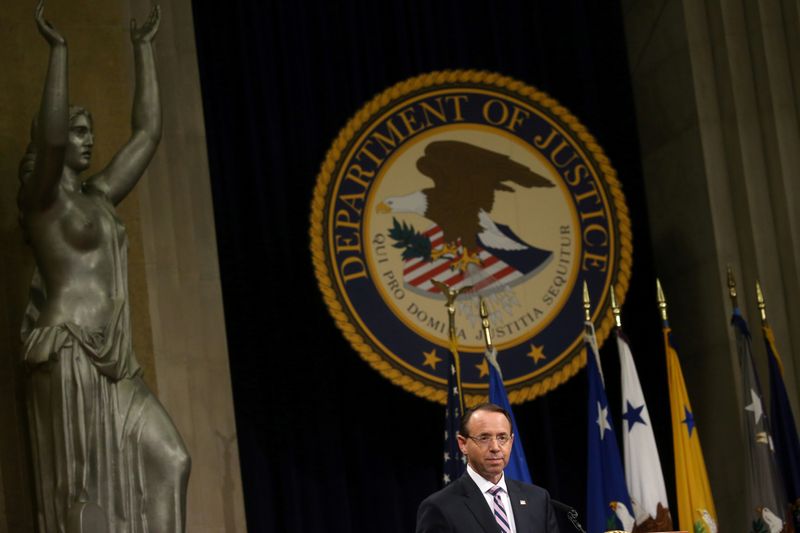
[431,243,459,261]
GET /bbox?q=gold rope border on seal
[309,70,633,406]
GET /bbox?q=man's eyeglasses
[466,434,512,447]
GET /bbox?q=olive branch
[387,218,432,261]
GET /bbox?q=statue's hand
[131,5,160,44]
[35,0,66,46]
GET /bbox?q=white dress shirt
[466,464,518,533]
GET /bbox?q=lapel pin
[520,500,527,506]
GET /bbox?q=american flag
[443,350,466,485]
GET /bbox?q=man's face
[64,114,94,172]
[457,410,514,484]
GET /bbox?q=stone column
[622,0,800,528]
[128,0,248,530]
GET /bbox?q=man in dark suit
[416,403,560,533]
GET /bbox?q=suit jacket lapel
[507,479,532,532]
[458,475,500,533]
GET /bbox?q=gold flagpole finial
[756,280,767,324]
[610,287,622,329]
[727,265,738,308]
[582,280,591,321]
[656,278,668,322]
[479,297,494,352]
[431,280,473,346]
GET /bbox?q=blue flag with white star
[586,324,633,533]
[731,309,786,532]
[487,348,532,483]
[443,350,465,485]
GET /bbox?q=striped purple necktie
[488,486,511,533]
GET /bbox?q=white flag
[618,332,673,531]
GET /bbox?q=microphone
[551,500,587,533]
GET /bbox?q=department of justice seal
[310,70,632,405]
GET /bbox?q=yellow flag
[663,327,718,533]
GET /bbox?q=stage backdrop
[190,1,670,532]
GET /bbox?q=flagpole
[757,279,792,382]
[756,281,782,374]
[756,281,768,324]
[432,280,471,412]
[583,281,596,361]
[656,278,668,323]
[479,296,502,377]
[583,280,592,322]
[726,265,738,308]
[480,295,534,483]
[610,287,622,328]
[583,281,593,369]
[479,297,494,353]
[479,296,502,376]
[583,281,603,383]
[434,280,473,485]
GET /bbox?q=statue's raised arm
[92,5,161,204]
[20,0,68,213]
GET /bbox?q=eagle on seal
[377,140,555,272]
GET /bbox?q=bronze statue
[18,2,190,531]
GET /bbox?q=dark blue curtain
[190,1,672,531]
